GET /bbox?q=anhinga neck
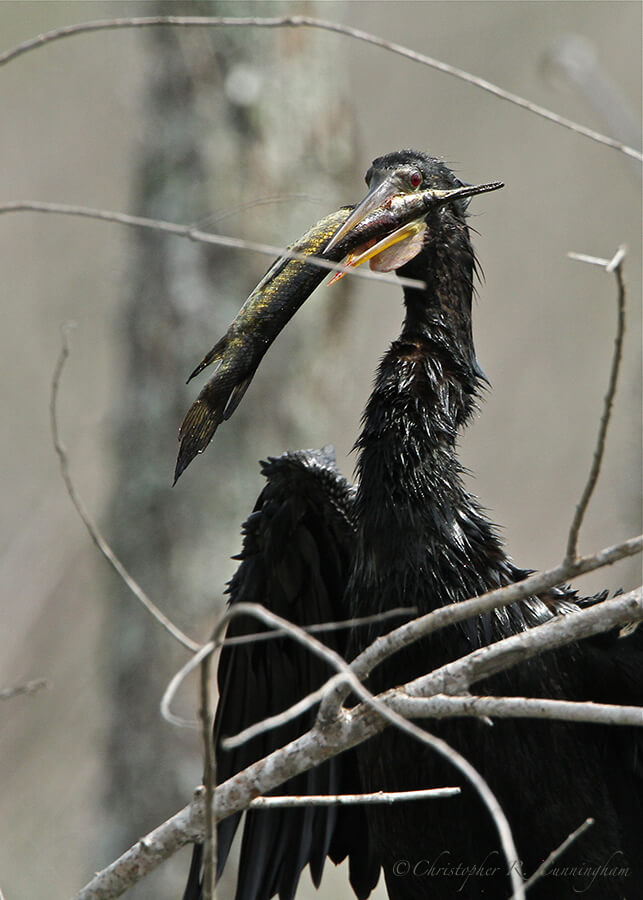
[351,227,509,635]
[400,214,477,363]
[357,224,482,469]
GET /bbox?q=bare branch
[401,587,642,701]
[0,201,425,291]
[565,248,627,561]
[248,787,460,807]
[230,686,643,751]
[72,797,199,900]
[221,606,416,648]
[0,678,49,700]
[519,818,595,896]
[321,534,642,719]
[228,585,642,748]
[392,694,643,729]
[182,601,526,899]
[70,582,640,899]
[50,326,200,653]
[0,16,640,160]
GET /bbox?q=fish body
[175,206,397,481]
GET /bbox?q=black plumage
[183,151,642,900]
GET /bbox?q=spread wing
[183,448,380,900]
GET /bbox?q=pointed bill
[325,178,504,281]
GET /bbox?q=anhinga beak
[326,171,409,253]
[325,176,504,283]
[326,172,424,282]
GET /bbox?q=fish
[174,180,503,483]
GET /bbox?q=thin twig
[0,16,640,160]
[200,654,216,900]
[565,247,627,561]
[221,606,416,648]
[219,674,348,747]
[50,326,200,653]
[519,817,595,896]
[248,787,460,807]
[401,588,642,702]
[0,678,49,700]
[0,202,425,291]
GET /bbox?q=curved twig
[161,641,216,728]
[0,16,640,160]
[167,601,526,900]
[0,201,425,291]
[50,326,200,653]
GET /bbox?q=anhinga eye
[409,170,422,188]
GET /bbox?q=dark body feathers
[184,152,641,900]
[184,449,379,900]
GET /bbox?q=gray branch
[72,585,641,900]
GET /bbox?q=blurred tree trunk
[102,3,357,897]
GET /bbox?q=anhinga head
[326,150,501,282]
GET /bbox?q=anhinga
[182,151,642,900]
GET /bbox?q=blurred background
[0,2,640,898]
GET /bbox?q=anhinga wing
[183,447,380,900]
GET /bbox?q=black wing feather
[184,448,380,900]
